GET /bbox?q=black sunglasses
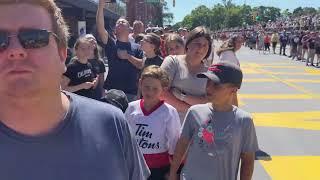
[0,29,59,52]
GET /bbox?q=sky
[166,0,320,24]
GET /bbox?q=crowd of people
[242,30,320,66]
[0,0,263,180]
[215,13,320,67]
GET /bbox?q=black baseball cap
[197,62,243,88]
[100,89,129,112]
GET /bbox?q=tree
[302,7,317,15]
[293,7,303,17]
[282,9,292,17]
[162,1,174,25]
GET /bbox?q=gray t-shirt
[180,104,259,180]
[0,93,150,180]
[161,55,207,122]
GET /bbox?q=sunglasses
[0,29,59,52]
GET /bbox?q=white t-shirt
[125,100,181,155]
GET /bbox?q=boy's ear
[163,86,169,91]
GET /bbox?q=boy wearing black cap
[168,62,258,180]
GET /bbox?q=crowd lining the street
[0,0,283,180]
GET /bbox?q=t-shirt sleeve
[98,60,106,73]
[63,64,74,80]
[166,108,181,155]
[121,114,150,180]
[160,56,177,83]
[241,117,259,153]
[180,108,196,140]
[135,49,144,59]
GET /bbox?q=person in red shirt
[264,33,271,53]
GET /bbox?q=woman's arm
[162,90,191,112]
[61,76,93,93]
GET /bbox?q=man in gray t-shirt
[168,62,258,180]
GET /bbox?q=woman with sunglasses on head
[161,26,211,124]
[84,34,106,100]
[61,37,98,99]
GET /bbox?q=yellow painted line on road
[244,71,320,75]
[305,68,320,74]
[239,94,314,100]
[285,79,320,83]
[244,63,316,96]
[260,65,300,68]
[242,63,292,66]
[241,68,262,74]
[244,78,320,83]
[252,111,320,130]
[243,78,278,82]
[261,156,320,180]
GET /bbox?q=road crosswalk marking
[260,156,320,180]
[252,111,320,130]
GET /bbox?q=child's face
[140,77,163,102]
[140,39,155,54]
[76,42,91,60]
[205,80,236,104]
[166,41,185,55]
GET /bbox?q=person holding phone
[97,0,144,102]
[61,37,99,99]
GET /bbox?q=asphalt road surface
[237,46,320,180]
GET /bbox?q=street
[237,47,320,180]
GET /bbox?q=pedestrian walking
[168,62,259,180]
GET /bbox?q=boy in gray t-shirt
[168,62,259,180]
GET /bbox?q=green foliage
[174,0,318,31]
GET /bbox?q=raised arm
[96,0,109,44]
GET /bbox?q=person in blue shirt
[97,0,144,102]
[0,1,149,180]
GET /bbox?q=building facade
[56,0,126,47]
[126,0,163,27]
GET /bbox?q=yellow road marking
[243,78,278,82]
[242,63,292,66]
[244,71,320,75]
[252,111,320,130]
[239,94,314,99]
[305,68,320,74]
[244,78,320,83]
[260,156,320,180]
[259,65,300,68]
[286,79,320,83]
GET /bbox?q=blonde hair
[140,65,170,88]
[0,0,69,48]
[74,37,90,50]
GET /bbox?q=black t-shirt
[88,59,106,100]
[89,59,106,74]
[63,60,96,98]
[104,36,143,94]
[144,55,163,68]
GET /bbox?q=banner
[78,21,86,37]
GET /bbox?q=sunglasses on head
[0,29,59,52]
